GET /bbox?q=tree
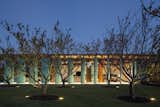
[51,22,77,87]
[29,32,47,94]
[115,14,145,99]
[140,0,160,85]
[79,39,101,84]
[1,21,32,85]
[1,21,50,95]
[102,29,117,85]
[109,10,158,99]
[101,13,150,99]
[141,0,160,18]
[0,35,15,85]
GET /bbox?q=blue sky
[0,0,141,43]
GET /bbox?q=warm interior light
[150,97,156,101]
[59,97,64,100]
[25,95,30,98]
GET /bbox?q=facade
[0,54,155,84]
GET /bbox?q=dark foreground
[0,84,159,107]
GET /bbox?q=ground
[0,84,159,107]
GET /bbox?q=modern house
[0,54,156,84]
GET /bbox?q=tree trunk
[42,83,48,95]
[6,79,10,86]
[108,79,110,86]
[129,81,134,99]
[62,80,65,88]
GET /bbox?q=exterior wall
[1,54,146,84]
[15,58,25,84]
[98,63,103,82]
[3,61,14,83]
[68,58,74,84]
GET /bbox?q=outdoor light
[150,97,156,101]
[16,86,20,88]
[116,86,119,89]
[59,97,64,100]
[25,95,30,98]
[71,86,75,88]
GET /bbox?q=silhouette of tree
[141,0,160,18]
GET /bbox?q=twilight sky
[0,0,143,43]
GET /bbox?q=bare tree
[102,29,117,85]
[52,22,77,87]
[79,39,101,84]
[1,21,51,95]
[0,35,15,85]
[141,0,160,72]
[112,10,159,99]
[102,14,150,99]
[1,21,32,84]
[116,15,142,99]
[141,0,160,18]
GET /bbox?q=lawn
[0,84,159,107]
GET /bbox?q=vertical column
[16,58,25,84]
[55,58,61,84]
[94,57,98,84]
[4,60,14,83]
[119,58,123,84]
[34,62,38,83]
[29,65,34,84]
[68,58,74,84]
[133,61,137,78]
[10,63,14,83]
[4,61,9,83]
[91,64,94,83]
[41,58,50,84]
[29,62,38,84]
[107,59,111,85]
[131,62,134,77]
[81,58,86,84]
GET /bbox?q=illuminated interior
[0,54,155,84]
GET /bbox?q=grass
[0,84,160,107]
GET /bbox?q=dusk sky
[0,0,145,43]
